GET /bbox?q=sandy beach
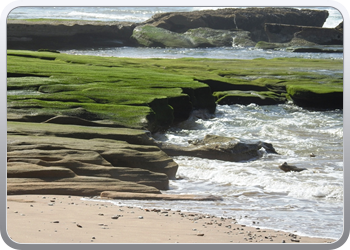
[6,195,336,244]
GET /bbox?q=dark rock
[335,21,343,32]
[7,20,137,50]
[286,85,343,110]
[265,23,343,46]
[294,27,343,45]
[265,23,303,43]
[286,46,343,53]
[157,134,277,162]
[278,162,307,172]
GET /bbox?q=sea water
[8,6,344,240]
[102,104,343,240]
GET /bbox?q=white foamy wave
[67,11,149,22]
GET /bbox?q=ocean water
[102,104,343,240]
[8,6,344,240]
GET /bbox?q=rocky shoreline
[7,48,342,197]
[7,7,343,201]
[7,7,342,50]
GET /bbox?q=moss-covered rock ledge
[8,50,342,131]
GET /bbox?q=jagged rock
[157,134,277,162]
[278,162,307,172]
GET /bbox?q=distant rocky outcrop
[7,20,137,50]
[142,7,328,42]
[7,7,333,50]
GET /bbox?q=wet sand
[6,195,336,244]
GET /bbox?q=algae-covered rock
[7,50,217,132]
[184,27,236,47]
[255,41,287,50]
[131,25,194,48]
[286,85,343,109]
[132,25,253,48]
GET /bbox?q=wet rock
[157,134,277,162]
[278,162,307,172]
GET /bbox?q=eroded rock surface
[7,122,178,195]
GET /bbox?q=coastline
[6,195,336,244]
